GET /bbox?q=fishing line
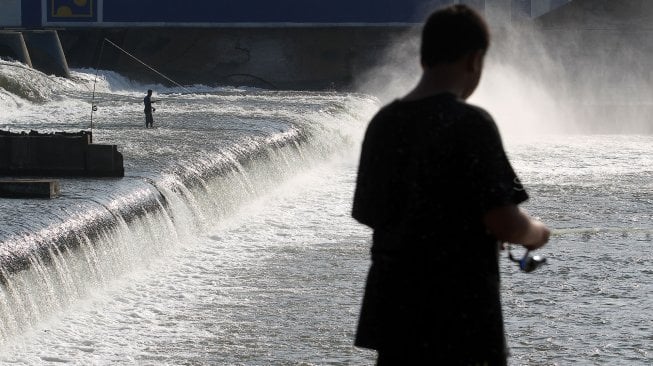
[551,227,653,237]
[89,38,105,140]
[505,226,652,272]
[103,38,191,93]
[89,37,192,135]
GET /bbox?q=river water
[0,60,651,365]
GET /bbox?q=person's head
[147,89,152,96]
[421,5,490,98]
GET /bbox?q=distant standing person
[352,5,550,365]
[144,89,156,128]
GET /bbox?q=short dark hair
[421,5,490,67]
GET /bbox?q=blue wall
[21,0,42,28]
[37,0,433,26]
[11,0,556,28]
[102,0,428,24]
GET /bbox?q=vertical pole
[90,39,106,143]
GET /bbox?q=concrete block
[0,179,60,199]
[86,144,125,177]
[7,135,87,174]
[0,130,124,177]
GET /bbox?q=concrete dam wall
[59,26,412,90]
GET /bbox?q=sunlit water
[0,61,651,365]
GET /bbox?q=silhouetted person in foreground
[144,89,156,128]
[352,5,550,365]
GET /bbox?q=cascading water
[0,60,378,351]
[0,56,651,365]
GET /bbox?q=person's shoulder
[366,100,403,128]
[375,100,404,117]
[450,98,492,121]
[360,101,410,146]
[454,101,499,133]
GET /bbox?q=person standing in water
[144,89,156,128]
[352,5,550,365]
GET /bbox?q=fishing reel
[507,245,547,273]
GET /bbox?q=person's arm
[483,204,550,250]
[352,112,396,228]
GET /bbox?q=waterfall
[0,120,355,343]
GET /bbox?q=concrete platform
[0,130,124,177]
[0,179,60,199]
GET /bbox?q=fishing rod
[89,37,192,136]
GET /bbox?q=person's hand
[523,221,550,251]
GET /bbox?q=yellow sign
[52,0,94,18]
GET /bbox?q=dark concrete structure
[0,131,124,177]
[0,31,32,66]
[61,27,412,89]
[0,179,60,198]
[21,30,70,78]
[0,30,70,78]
